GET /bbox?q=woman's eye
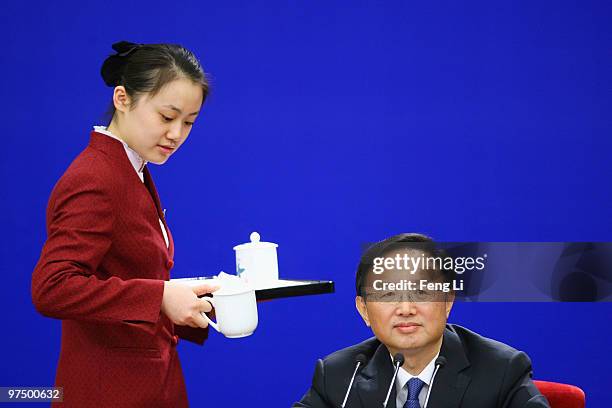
[185,122,194,126]
[161,115,173,122]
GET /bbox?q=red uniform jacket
[32,131,207,407]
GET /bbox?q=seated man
[294,233,549,408]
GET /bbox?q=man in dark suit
[295,234,549,408]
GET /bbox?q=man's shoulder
[320,337,381,372]
[448,323,529,366]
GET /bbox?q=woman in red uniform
[31,41,217,407]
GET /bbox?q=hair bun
[100,41,142,87]
[112,41,142,57]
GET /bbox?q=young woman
[32,41,218,407]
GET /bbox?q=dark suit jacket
[32,131,207,407]
[294,324,550,408]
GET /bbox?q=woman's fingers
[191,283,220,296]
[192,310,210,328]
[200,298,213,313]
[184,299,212,328]
[161,281,218,327]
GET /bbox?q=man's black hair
[355,233,452,296]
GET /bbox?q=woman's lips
[158,145,174,155]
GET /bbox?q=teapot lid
[233,231,278,251]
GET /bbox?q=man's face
[356,249,453,355]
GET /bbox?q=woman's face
[112,77,204,164]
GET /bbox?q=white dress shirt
[93,126,169,248]
[394,351,440,408]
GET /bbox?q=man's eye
[161,115,173,122]
[185,121,194,126]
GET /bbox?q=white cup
[234,232,279,288]
[201,288,258,338]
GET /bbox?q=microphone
[382,353,404,408]
[423,356,447,408]
[340,353,367,408]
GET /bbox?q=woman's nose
[167,122,183,141]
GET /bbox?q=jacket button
[166,260,174,269]
[172,335,179,346]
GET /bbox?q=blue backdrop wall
[1,1,611,406]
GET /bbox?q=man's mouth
[393,322,421,333]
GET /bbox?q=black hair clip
[112,41,142,57]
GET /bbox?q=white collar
[393,350,440,389]
[93,126,147,175]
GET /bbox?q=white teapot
[233,232,279,288]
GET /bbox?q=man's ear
[113,86,132,113]
[445,292,455,319]
[355,296,370,327]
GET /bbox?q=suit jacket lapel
[143,166,174,258]
[356,342,397,408]
[89,132,174,259]
[426,326,471,408]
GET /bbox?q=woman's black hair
[100,41,209,125]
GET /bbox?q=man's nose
[396,300,417,315]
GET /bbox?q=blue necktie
[403,377,425,408]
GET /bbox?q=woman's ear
[112,86,132,112]
[355,296,371,327]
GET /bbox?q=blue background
[1,1,611,406]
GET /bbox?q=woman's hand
[161,281,219,328]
